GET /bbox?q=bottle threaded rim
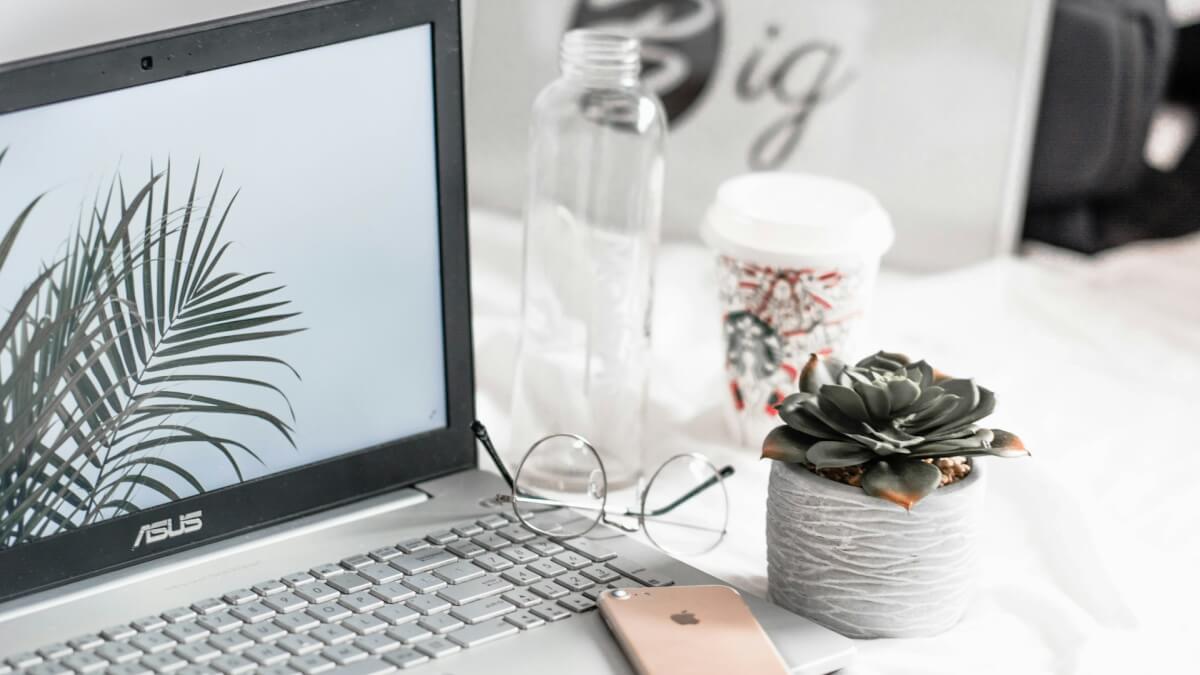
[560,29,641,84]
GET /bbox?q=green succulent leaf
[861,458,943,510]
[799,353,842,394]
[886,377,921,410]
[807,441,875,469]
[819,384,871,422]
[988,429,1030,457]
[853,381,890,420]
[761,425,815,463]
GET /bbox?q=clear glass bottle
[509,30,667,489]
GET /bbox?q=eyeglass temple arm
[472,420,515,490]
[642,466,735,518]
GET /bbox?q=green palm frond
[0,151,303,546]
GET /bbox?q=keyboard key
[68,634,104,650]
[263,591,308,614]
[451,597,516,625]
[370,581,416,604]
[208,632,253,653]
[473,553,513,572]
[476,514,507,530]
[558,537,618,562]
[425,530,457,545]
[241,621,286,642]
[310,623,355,645]
[606,558,676,587]
[295,582,340,605]
[437,576,513,606]
[26,662,70,675]
[395,538,429,554]
[450,523,483,538]
[358,563,402,585]
[289,653,335,674]
[529,581,568,599]
[96,641,143,663]
[307,601,352,623]
[406,594,451,615]
[504,610,546,630]
[277,634,323,656]
[382,648,429,669]
[433,561,485,584]
[326,657,395,675]
[141,651,187,673]
[530,604,571,622]
[526,539,565,557]
[368,546,402,562]
[321,643,367,665]
[501,567,541,586]
[229,601,275,624]
[444,540,485,559]
[339,591,384,613]
[353,633,399,656]
[221,589,257,605]
[190,598,226,616]
[471,533,509,551]
[558,593,597,613]
[418,613,464,634]
[6,652,41,668]
[36,643,72,660]
[528,559,567,578]
[309,564,346,580]
[163,622,209,644]
[129,631,176,654]
[390,549,456,575]
[344,613,388,636]
[101,624,138,641]
[274,610,319,633]
[445,618,518,648]
[327,573,372,594]
[61,652,106,673]
[555,572,594,593]
[580,564,621,584]
[132,616,168,633]
[282,572,317,588]
[340,554,374,570]
[374,603,420,626]
[385,623,432,645]
[210,653,256,674]
[162,607,197,624]
[495,524,536,543]
[244,643,289,666]
[551,552,591,570]
[174,642,219,664]
[501,589,543,608]
[413,638,460,659]
[252,580,288,596]
[498,546,539,565]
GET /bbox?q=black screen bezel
[0,0,475,602]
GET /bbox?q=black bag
[1023,0,1177,252]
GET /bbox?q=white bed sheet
[468,208,1200,674]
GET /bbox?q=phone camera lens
[140,56,153,70]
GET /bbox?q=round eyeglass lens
[641,454,729,557]
[512,434,606,539]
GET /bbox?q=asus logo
[132,510,203,550]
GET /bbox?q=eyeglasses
[472,421,734,556]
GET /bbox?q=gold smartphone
[597,585,791,675]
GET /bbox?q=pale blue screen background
[0,24,447,538]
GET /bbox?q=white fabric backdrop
[470,208,1200,674]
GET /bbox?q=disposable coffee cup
[701,172,894,449]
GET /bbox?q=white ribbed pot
[766,460,984,639]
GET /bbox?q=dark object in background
[1023,0,1178,253]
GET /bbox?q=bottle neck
[559,29,641,88]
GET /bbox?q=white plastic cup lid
[701,172,894,267]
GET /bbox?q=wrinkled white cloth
[469,208,1200,674]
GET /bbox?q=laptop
[0,0,853,672]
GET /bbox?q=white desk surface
[469,208,1199,674]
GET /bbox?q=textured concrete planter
[766,460,984,639]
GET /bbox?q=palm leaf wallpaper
[0,149,304,548]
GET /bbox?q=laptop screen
[0,24,447,551]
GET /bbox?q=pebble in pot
[761,351,1029,639]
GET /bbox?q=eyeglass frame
[471,421,734,553]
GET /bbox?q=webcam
[140,56,153,71]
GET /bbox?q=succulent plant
[762,351,1028,509]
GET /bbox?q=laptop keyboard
[2,513,675,674]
